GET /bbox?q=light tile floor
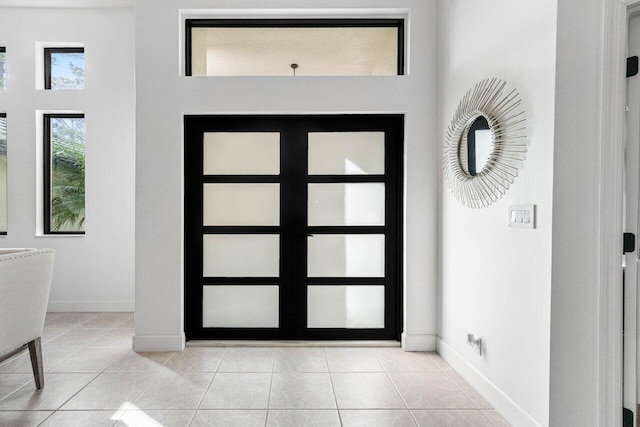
[0,313,511,426]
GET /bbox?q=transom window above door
[185,19,405,76]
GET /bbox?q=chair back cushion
[0,249,55,355]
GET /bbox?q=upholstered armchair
[0,248,55,389]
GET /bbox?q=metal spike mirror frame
[443,78,527,209]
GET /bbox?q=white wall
[0,158,6,232]
[438,1,557,426]
[134,0,438,351]
[0,7,135,311]
[549,0,607,425]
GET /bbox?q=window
[0,47,5,90]
[0,114,6,234]
[43,114,85,234]
[186,19,404,76]
[44,48,84,90]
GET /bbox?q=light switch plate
[509,204,535,229]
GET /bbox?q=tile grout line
[123,372,161,418]
[374,349,419,427]
[3,314,132,426]
[480,409,504,427]
[45,346,85,373]
[34,371,102,425]
[0,373,32,403]
[325,348,343,427]
[444,370,489,411]
[36,411,56,426]
[421,352,498,425]
[264,347,276,427]
[193,371,217,417]
[185,409,198,427]
[59,320,153,423]
[447,373,477,407]
[60,343,150,423]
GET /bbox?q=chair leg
[27,337,44,390]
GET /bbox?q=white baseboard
[401,333,437,351]
[47,300,135,312]
[437,338,543,427]
[133,333,185,352]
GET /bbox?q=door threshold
[186,340,401,348]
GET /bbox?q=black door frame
[184,114,403,341]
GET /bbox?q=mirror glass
[460,115,493,177]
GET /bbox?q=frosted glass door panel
[308,132,384,175]
[307,234,384,277]
[203,234,279,277]
[307,286,384,328]
[203,286,279,327]
[204,183,280,226]
[308,183,385,226]
[203,132,280,175]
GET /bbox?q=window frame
[43,113,85,235]
[0,113,6,236]
[185,18,405,76]
[44,47,84,90]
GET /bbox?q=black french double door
[184,115,403,340]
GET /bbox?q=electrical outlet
[467,333,482,356]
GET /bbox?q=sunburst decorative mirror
[443,78,527,209]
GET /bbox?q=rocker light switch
[509,204,535,229]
